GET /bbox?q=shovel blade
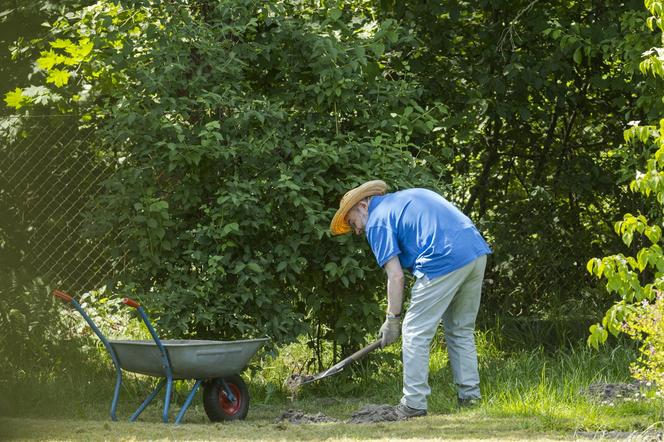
[285,365,344,391]
[284,339,381,392]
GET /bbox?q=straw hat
[330,180,388,235]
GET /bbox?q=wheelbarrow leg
[130,378,166,422]
[122,299,175,423]
[175,379,203,425]
[221,379,237,402]
[111,367,122,421]
[163,374,173,423]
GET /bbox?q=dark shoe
[457,397,481,408]
[395,403,427,419]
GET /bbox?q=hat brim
[329,180,388,236]
[330,207,353,235]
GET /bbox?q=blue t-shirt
[366,188,491,279]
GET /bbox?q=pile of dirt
[347,404,400,424]
[575,430,663,441]
[275,404,401,425]
[582,382,649,402]
[274,409,339,424]
[284,374,314,395]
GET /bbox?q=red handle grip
[122,297,140,308]
[52,289,73,302]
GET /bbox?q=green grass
[1,333,663,441]
[0,412,583,441]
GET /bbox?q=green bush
[623,294,664,390]
[587,0,664,393]
[5,0,444,356]
[0,270,86,414]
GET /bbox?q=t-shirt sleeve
[366,226,401,268]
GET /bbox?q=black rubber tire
[203,375,250,421]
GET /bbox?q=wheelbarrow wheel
[203,375,249,421]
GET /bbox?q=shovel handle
[332,339,382,371]
[347,339,382,363]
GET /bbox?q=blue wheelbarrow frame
[53,290,268,424]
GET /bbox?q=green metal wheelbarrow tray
[53,290,268,424]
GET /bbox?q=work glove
[379,315,401,348]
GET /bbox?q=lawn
[1,339,662,441]
[0,412,580,441]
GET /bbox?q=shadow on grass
[0,412,575,441]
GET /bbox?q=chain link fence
[0,114,602,347]
[0,114,127,293]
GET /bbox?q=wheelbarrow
[52,290,268,424]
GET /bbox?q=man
[330,180,491,419]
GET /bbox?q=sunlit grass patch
[2,327,662,439]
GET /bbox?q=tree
[4,1,445,361]
[371,0,662,327]
[587,0,664,391]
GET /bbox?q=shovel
[285,339,382,393]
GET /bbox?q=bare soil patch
[347,404,400,424]
[582,382,651,403]
[274,404,401,425]
[575,430,663,441]
[274,409,339,424]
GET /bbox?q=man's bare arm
[384,255,405,315]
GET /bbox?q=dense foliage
[4,1,446,358]
[4,0,664,361]
[374,0,663,323]
[587,0,664,390]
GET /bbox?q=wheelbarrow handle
[50,288,123,420]
[122,297,141,308]
[120,296,174,411]
[52,289,73,303]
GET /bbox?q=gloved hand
[379,315,401,348]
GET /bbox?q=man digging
[330,180,492,419]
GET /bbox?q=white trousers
[400,255,487,410]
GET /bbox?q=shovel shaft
[318,339,382,376]
[338,339,382,368]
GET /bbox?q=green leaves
[50,38,73,49]
[14,0,437,348]
[587,323,608,349]
[612,213,662,250]
[246,262,262,273]
[46,69,70,87]
[4,1,146,113]
[646,225,662,244]
[36,49,63,71]
[588,214,663,343]
[588,1,664,353]
[20,0,657,358]
[34,38,94,89]
[328,8,342,21]
[3,87,29,109]
[624,125,653,144]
